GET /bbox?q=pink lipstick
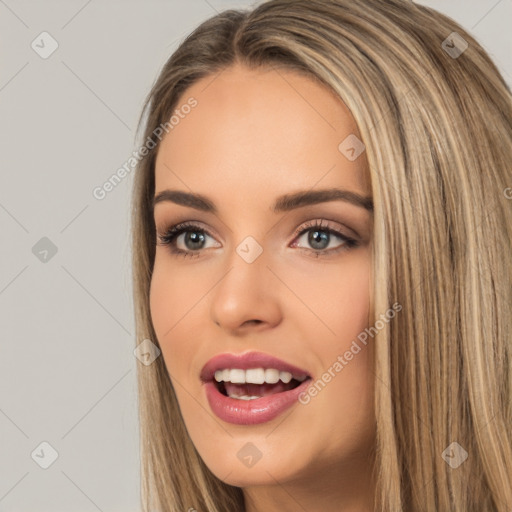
[200,351,312,425]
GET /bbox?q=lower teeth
[228,394,262,400]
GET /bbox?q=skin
[150,63,376,512]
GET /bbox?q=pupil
[186,231,205,250]
[309,230,328,249]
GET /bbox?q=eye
[156,219,359,259]
[291,219,359,257]
[156,221,219,259]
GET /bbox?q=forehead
[154,63,370,200]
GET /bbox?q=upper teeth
[214,368,307,385]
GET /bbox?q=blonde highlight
[131,1,512,510]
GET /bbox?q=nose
[210,243,282,333]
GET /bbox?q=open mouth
[214,370,311,400]
[202,358,314,424]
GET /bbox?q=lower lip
[203,379,312,425]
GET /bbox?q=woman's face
[150,63,375,499]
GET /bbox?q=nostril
[243,319,262,327]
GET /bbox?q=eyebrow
[153,188,373,213]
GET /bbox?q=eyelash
[156,219,359,259]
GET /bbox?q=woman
[131,0,512,510]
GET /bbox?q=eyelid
[156,219,220,240]
[161,221,221,245]
[156,217,357,241]
[291,218,357,240]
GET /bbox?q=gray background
[0,1,510,511]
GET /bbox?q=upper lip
[200,351,312,382]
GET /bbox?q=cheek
[333,254,370,334]
[286,251,371,341]
[325,257,374,431]
[149,260,192,375]
[325,255,373,388]
[285,252,373,416]
[149,262,174,339]
[149,254,198,335]
[336,256,371,330]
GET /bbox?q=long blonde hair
[130,1,512,510]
